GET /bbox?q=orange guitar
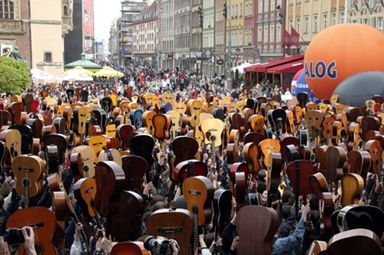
[12,155,44,207]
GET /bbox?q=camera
[144,236,172,255]
[4,228,25,246]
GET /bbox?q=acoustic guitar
[87,135,107,163]
[121,155,147,191]
[0,129,22,163]
[182,176,213,254]
[6,207,56,255]
[111,242,149,255]
[71,145,96,178]
[142,110,156,135]
[13,155,44,207]
[236,205,280,255]
[116,124,136,150]
[213,189,233,235]
[146,208,193,255]
[99,147,122,166]
[94,161,127,216]
[242,142,260,174]
[327,228,381,255]
[188,99,203,128]
[341,173,364,207]
[73,177,99,221]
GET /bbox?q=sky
[94,0,122,42]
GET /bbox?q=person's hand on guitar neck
[22,226,37,255]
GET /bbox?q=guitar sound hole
[23,179,30,188]
[83,165,89,173]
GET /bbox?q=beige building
[348,0,384,31]
[286,0,346,50]
[30,0,73,76]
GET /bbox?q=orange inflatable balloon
[304,24,384,100]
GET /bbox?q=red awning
[244,54,304,73]
[267,59,304,74]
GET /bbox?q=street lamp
[198,7,203,78]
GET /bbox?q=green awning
[65,59,102,69]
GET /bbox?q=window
[258,27,262,42]
[323,14,327,29]
[304,16,309,33]
[276,24,281,42]
[340,12,344,23]
[265,0,269,12]
[270,25,275,43]
[0,0,15,19]
[297,18,301,33]
[264,26,268,42]
[64,5,69,16]
[332,13,336,25]
[378,17,383,31]
[44,52,52,63]
[313,16,318,33]
[239,3,242,17]
[258,0,262,13]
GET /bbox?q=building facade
[132,1,159,68]
[30,0,73,76]
[174,0,191,71]
[109,19,120,67]
[348,0,384,31]
[120,0,147,66]
[227,0,244,67]
[82,0,94,60]
[159,0,175,70]
[0,0,32,66]
[286,0,346,54]
[191,0,202,74]
[65,0,83,64]
[255,0,283,62]
[243,0,256,63]
[202,0,215,77]
[214,0,226,75]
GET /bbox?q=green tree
[0,56,30,94]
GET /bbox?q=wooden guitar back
[146,208,193,255]
[236,205,280,255]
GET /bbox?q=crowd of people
[0,65,382,255]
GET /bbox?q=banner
[282,29,291,48]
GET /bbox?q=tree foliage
[0,56,30,94]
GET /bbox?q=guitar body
[121,155,147,191]
[99,148,122,166]
[109,191,145,242]
[152,113,169,140]
[71,145,96,178]
[94,161,127,216]
[6,207,56,255]
[174,160,208,184]
[13,155,43,198]
[236,205,280,255]
[0,129,22,163]
[170,136,199,166]
[142,110,156,135]
[188,99,203,128]
[347,150,371,178]
[242,142,260,173]
[73,177,97,218]
[327,229,381,255]
[116,124,136,150]
[111,242,149,255]
[41,134,68,165]
[129,134,155,169]
[286,160,315,196]
[182,176,214,226]
[87,135,107,163]
[213,189,233,234]
[341,173,364,207]
[200,118,224,146]
[146,208,193,255]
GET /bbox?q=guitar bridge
[158,227,183,233]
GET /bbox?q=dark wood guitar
[111,242,149,255]
[121,155,147,192]
[146,208,193,255]
[174,160,208,184]
[236,205,280,255]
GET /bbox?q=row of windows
[257,24,282,43]
[0,0,14,20]
[133,44,156,53]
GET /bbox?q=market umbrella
[31,68,56,83]
[73,66,93,75]
[231,63,254,73]
[92,66,124,77]
[57,69,94,81]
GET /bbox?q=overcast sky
[94,0,121,42]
